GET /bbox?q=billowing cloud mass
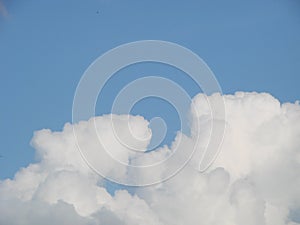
[1,92,300,225]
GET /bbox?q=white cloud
[0,92,300,225]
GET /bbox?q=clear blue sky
[0,0,299,179]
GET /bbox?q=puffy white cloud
[0,92,300,225]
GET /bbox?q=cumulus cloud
[0,92,300,225]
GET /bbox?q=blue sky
[0,0,299,179]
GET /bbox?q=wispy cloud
[0,0,8,19]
